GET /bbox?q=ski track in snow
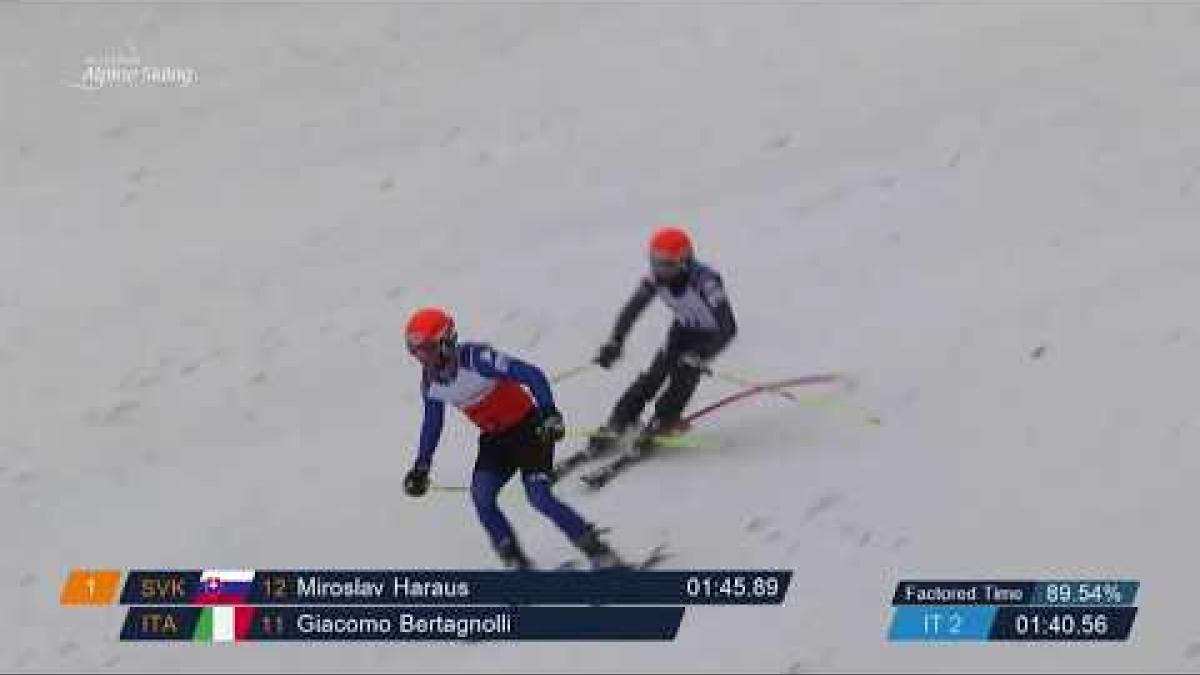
[5,3,1200,672]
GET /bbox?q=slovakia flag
[192,569,254,605]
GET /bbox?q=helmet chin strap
[654,260,691,291]
[427,348,459,381]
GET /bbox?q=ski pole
[551,362,596,385]
[706,367,800,402]
[683,374,843,425]
[564,426,717,446]
[789,392,882,427]
[700,370,881,427]
[430,485,523,503]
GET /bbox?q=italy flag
[193,606,257,643]
[192,569,254,605]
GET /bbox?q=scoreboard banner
[887,580,1140,642]
[112,568,792,606]
[61,570,1141,643]
[61,568,791,643]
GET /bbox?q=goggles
[407,333,455,367]
[650,254,687,279]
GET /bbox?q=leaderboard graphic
[887,580,1140,642]
[61,571,1142,644]
[60,568,791,642]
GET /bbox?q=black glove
[403,465,430,497]
[537,408,566,443]
[678,351,711,373]
[593,340,622,368]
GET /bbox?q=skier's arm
[609,278,656,346]
[414,396,445,468]
[699,275,738,358]
[470,346,557,412]
[504,358,556,412]
[502,356,565,441]
[706,299,738,356]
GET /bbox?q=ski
[554,543,671,571]
[549,427,629,483]
[580,427,715,488]
[554,427,718,484]
[577,372,847,489]
[549,447,610,483]
[634,543,672,570]
[579,450,643,489]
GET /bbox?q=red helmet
[405,307,457,368]
[648,226,694,281]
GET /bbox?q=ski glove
[593,340,622,368]
[404,465,430,497]
[678,351,712,373]
[537,408,566,443]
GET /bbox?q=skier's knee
[673,364,704,386]
[521,473,559,514]
[471,493,501,519]
[636,366,668,392]
[470,476,503,515]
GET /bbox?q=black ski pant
[608,325,718,429]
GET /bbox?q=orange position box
[60,569,122,606]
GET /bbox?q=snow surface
[5,3,1200,672]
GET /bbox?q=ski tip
[580,472,608,489]
[637,548,672,570]
[624,547,672,571]
[552,544,671,573]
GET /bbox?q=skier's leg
[472,433,528,568]
[653,360,705,428]
[469,468,519,550]
[522,472,590,540]
[650,329,708,429]
[518,422,621,568]
[608,347,673,430]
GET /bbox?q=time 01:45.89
[684,575,781,599]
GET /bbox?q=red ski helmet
[405,306,457,368]
[648,226,694,281]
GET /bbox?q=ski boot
[495,537,533,571]
[573,526,625,570]
[550,421,630,483]
[632,417,691,453]
[585,420,631,457]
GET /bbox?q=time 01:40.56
[1015,611,1109,637]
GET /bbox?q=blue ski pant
[470,411,590,549]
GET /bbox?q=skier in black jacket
[590,226,737,451]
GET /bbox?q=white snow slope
[5,3,1200,672]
